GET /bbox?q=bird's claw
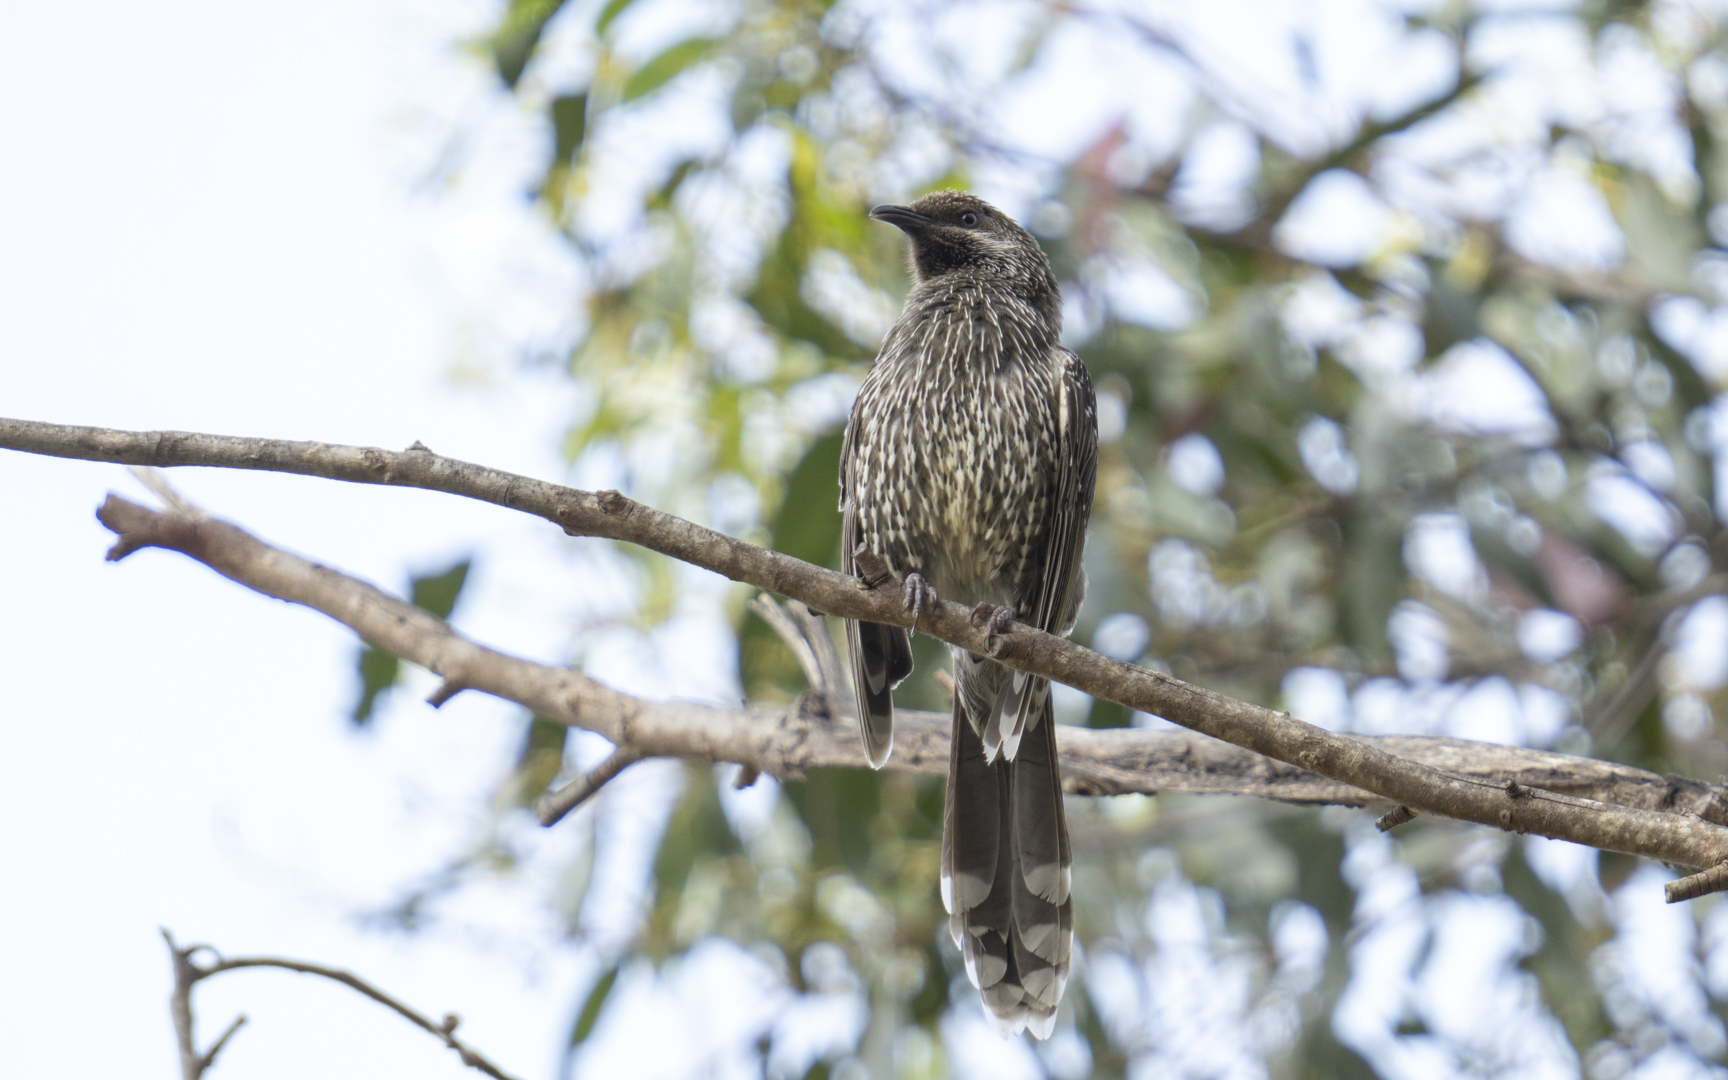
[902,573,937,634]
[971,603,1017,656]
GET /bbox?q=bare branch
[750,594,827,700]
[1588,622,1673,753]
[537,745,646,826]
[80,484,1728,880]
[79,485,1725,809]
[751,594,850,717]
[199,1016,248,1076]
[160,928,522,1080]
[1376,806,1418,831]
[792,601,847,705]
[166,929,216,1080]
[8,417,1728,890]
[426,678,470,708]
[1668,860,1728,902]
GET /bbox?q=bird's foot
[971,603,1018,656]
[902,573,938,634]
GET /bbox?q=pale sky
[0,2,613,1076]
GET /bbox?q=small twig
[750,594,826,696]
[752,592,850,718]
[1588,622,1673,752]
[130,465,208,522]
[1376,805,1418,831]
[537,745,646,826]
[160,928,522,1080]
[426,679,468,708]
[167,929,218,1080]
[198,1015,248,1075]
[791,601,846,707]
[1667,859,1728,902]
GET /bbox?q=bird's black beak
[870,204,932,233]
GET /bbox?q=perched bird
[839,191,1098,1037]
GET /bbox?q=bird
[838,190,1098,1037]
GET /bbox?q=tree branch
[162,929,521,1080]
[8,417,1728,898]
[82,486,1726,810]
[83,489,1728,903]
[537,745,646,826]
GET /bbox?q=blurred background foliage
[376,0,1728,1075]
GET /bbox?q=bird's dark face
[870,191,1047,285]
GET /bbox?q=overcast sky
[0,2,615,1076]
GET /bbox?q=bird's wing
[986,348,1098,762]
[841,403,911,769]
[1030,348,1099,636]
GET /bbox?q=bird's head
[870,191,1054,297]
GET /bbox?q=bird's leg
[902,573,938,634]
[852,544,897,590]
[970,603,1017,656]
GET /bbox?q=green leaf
[652,767,741,903]
[745,130,873,360]
[410,559,471,621]
[350,559,470,727]
[1088,698,1132,728]
[352,647,400,727]
[770,432,843,568]
[595,0,637,34]
[550,94,588,165]
[1266,815,1378,1080]
[489,0,568,89]
[1501,843,1608,1052]
[780,768,883,875]
[1342,509,1401,669]
[568,965,620,1048]
[506,716,570,806]
[1470,523,1554,608]
[622,39,714,102]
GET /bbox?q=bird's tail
[941,659,1072,1038]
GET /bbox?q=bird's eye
[960,212,978,227]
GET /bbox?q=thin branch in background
[198,1016,248,1075]
[791,600,847,709]
[9,418,1728,897]
[167,930,246,1080]
[751,593,849,717]
[161,929,522,1080]
[130,465,209,523]
[537,745,646,826]
[750,593,828,698]
[1587,619,1675,754]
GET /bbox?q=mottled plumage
[839,191,1098,1037]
